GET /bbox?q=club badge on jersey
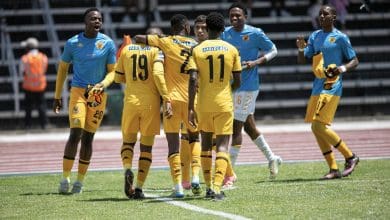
[84,85,103,107]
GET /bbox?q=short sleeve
[186,47,197,74]
[305,32,316,58]
[232,47,242,72]
[61,40,72,63]
[339,35,356,61]
[255,28,274,52]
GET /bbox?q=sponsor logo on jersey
[242,35,249,41]
[77,43,83,48]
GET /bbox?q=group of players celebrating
[55,2,360,201]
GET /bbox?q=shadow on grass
[80,197,130,202]
[20,189,118,197]
[256,177,354,184]
[20,192,65,196]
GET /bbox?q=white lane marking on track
[146,194,251,220]
[1,120,390,142]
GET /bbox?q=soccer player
[54,8,117,194]
[180,14,208,191]
[188,11,241,200]
[115,41,171,199]
[193,14,208,42]
[221,2,282,179]
[296,5,359,179]
[135,14,200,198]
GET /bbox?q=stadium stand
[0,0,389,129]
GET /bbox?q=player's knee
[243,123,258,138]
[69,128,82,142]
[140,135,155,146]
[311,120,326,134]
[123,133,137,143]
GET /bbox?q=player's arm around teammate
[296,5,359,179]
[54,8,117,194]
[135,14,201,198]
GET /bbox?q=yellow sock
[225,155,235,177]
[313,121,353,159]
[168,153,181,185]
[312,121,340,170]
[180,138,191,183]
[77,159,90,182]
[201,150,212,188]
[121,143,134,170]
[323,150,338,170]
[214,152,229,194]
[137,152,152,188]
[334,139,353,159]
[190,141,201,181]
[63,156,74,180]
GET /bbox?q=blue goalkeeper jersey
[304,28,356,96]
[221,24,275,92]
[61,32,116,88]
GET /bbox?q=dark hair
[194,14,207,25]
[83,7,100,20]
[206,12,225,32]
[228,2,247,15]
[170,14,188,30]
[325,5,337,16]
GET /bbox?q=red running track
[1,128,389,175]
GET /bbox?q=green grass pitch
[1,159,389,219]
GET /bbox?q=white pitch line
[147,194,251,220]
[1,120,390,142]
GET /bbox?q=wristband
[340,65,347,73]
[298,48,304,52]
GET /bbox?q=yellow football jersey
[115,44,164,106]
[191,39,241,112]
[147,35,198,102]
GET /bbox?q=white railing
[5,31,20,114]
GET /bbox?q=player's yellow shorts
[121,101,161,137]
[163,100,197,133]
[68,87,107,133]
[305,94,340,125]
[198,111,233,135]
